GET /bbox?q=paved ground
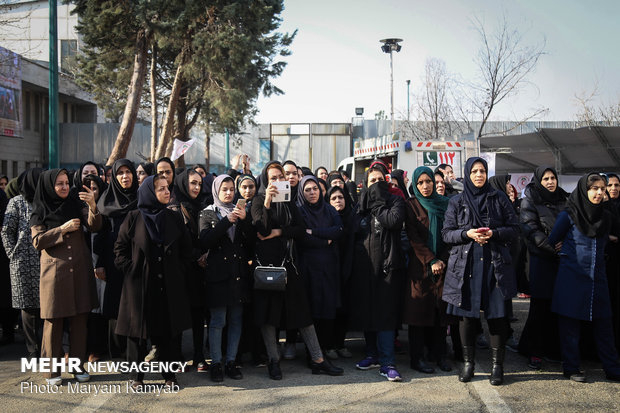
[0,299,618,413]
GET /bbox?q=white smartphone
[272,181,291,203]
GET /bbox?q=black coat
[250,195,313,329]
[519,184,567,298]
[114,210,192,339]
[91,215,125,319]
[199,206,252,309]
[349,194,406,331]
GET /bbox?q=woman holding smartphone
[441,157,519,386]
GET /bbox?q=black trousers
[314,318,335,350]
[126,335,178,381]
[408,321,446,361]
[524,298,560,358]
[460,317,508,349]
[21,308,42,356]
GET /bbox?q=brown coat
[32,207,102,319]
[402,197,451,327]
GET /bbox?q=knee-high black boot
[490,347,505,385]
[459,318,476,382]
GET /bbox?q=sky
[254,0,620,124]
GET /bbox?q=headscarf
[82,174,107,203]
[605,172,620,212]
[462,157,494,228]
[488,174,511,195]
[528,166,567,204]
[30,169,83,229]
[412,166,449,255]
[20,168,44,204]
[566,173,609,238]
[326,185,353,218]
[258,161,291,227]
[326,171,344,187]
[154,157,176,190]
[137,175,167,244]
[314,166,328,179]
[138,162,154,176]
[97,158,138,217]
[358,165,391,214]
[173,169,204,213]
[236,174,257,202]
[73,161,100,189]
[193,164,208,176]
[211,174,237,241]
[296,175,334,229]
[5,177,21,198]
[326,171,355,206]
[390,169,410,198]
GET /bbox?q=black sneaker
[210,362,224,382]
[225,361,243,380]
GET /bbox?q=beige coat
[32,207,102,319]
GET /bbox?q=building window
[34,94,40,132]
[63,102,68,123]
[25,161,31,170]
[1,160,7,175]
[12,161,18,177]
[24,91,31,130]
[61,39,78,73]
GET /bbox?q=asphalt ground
[0,298,618,413]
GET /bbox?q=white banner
[170,138,196,161]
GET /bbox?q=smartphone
[272,181,291,203]
[476,227,490,233]
[236,198,246,209]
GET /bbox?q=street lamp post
[380,38,402,137]
[406,79,411,122]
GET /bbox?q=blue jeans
[209,304,243,364]
[364,330,395,367]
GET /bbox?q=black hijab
[20,168,44,204]
[138,175,167,244]
[566,173,609,238]
[97,158,138,218]
[390,169,410,198]
[138,162,154,176]
[358,166,391,214]
[258,161,291,227]
[296,175,334,229]
[462,157,494,228]
[606,173,620,211]
[488,174,511,195]
[154,157,176,190]
[30,169,83,229]
[528,166,567,204]
[82,174,107,203]
[173,169,204,213]
[327,185,353,218]
[73,161,100,189]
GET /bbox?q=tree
[574,86,620,127]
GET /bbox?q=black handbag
[253,241,290,291]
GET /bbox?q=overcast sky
[254,0,620,124]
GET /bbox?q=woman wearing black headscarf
[350,162,406,382]
[30,169,102,384]
[518,166,568,370]
[73,161,100,189]
[172,169,209,371]
[114,174,192,389]
[251,161,343,380]
[1,168,43,357]
[547,173,620,382]
[136,162,154,186]
[442,157,519,385]
[155,157,176,191]
[605,173,620,349]
[297,176,343,354]
[391,169,410,199]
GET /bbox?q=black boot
[490,347,505,386]
[311,359,344,376]
[459,346,475,382]
[410,358,435,374]
[267,359,282,380]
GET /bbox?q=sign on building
[0,47,22,138]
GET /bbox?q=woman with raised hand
[199,174,252,382]
[403,166,452,374]
[296,176,343,356]
[251,161,343,380]
[31,168,102,385]
[518,166,568,370]
[547,173,620,383]
[350,162,406,382]
[114,174,192,389]
[442,157,519,386]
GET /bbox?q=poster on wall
[0,46,22,138]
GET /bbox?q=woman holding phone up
[441,157,519,386]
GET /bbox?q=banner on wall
[171,138,196,161]
[0,47,22,138]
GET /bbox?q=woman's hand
[466,228,491,245]
[431,260,445,276]
[554,241,563,252]
[233,205,246,221]
[610,235,618,243]
[61,218,82,234]
[257,229,282,241]
[94,267,106,281]
[197,253,208,268]
[79,185,97,211]
[264,183,279,208]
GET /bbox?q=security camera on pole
[379,38,403,137]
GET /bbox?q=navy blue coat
[441,190,519,308]
[549,211,612,321]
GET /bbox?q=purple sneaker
[356,357,380,370]
[380,365,402,382]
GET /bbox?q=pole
[406,80,410,122]
[48,0,59,168]
[225,128,230,169]
[390,49,394,136]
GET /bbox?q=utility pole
[380,38,403,137]
[406,79,411,121]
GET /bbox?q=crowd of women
[1,154,620,390]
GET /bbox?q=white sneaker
[46,376,62,386]
[74,371,90,383]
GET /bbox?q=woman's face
[54,172,70,199]
[156,162,174,186]
[435,174,445,196]
[82,164,98,180]
[607,176,620,199]
[416,173,434,197]
[194,167,207,178]
[0,177,7,191]
[541,170,557,193]
[303,181,321,205]
[218,180,235,204]
[506,184,516,202]
[116,165,134,189]
[88,180,101,201]
[329,190,345,212]
[267,166,286,183]
[469,161,487,188]
[319,181,327,197]
[330,178,344,188]
[317,168,328,181]
[239,180,256,200]
[136,165,149,186]
[367,170,385,187]
[105,168,112,183]
[187,172,202,200]
[154,177,170,205]
[587,178,606,204]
